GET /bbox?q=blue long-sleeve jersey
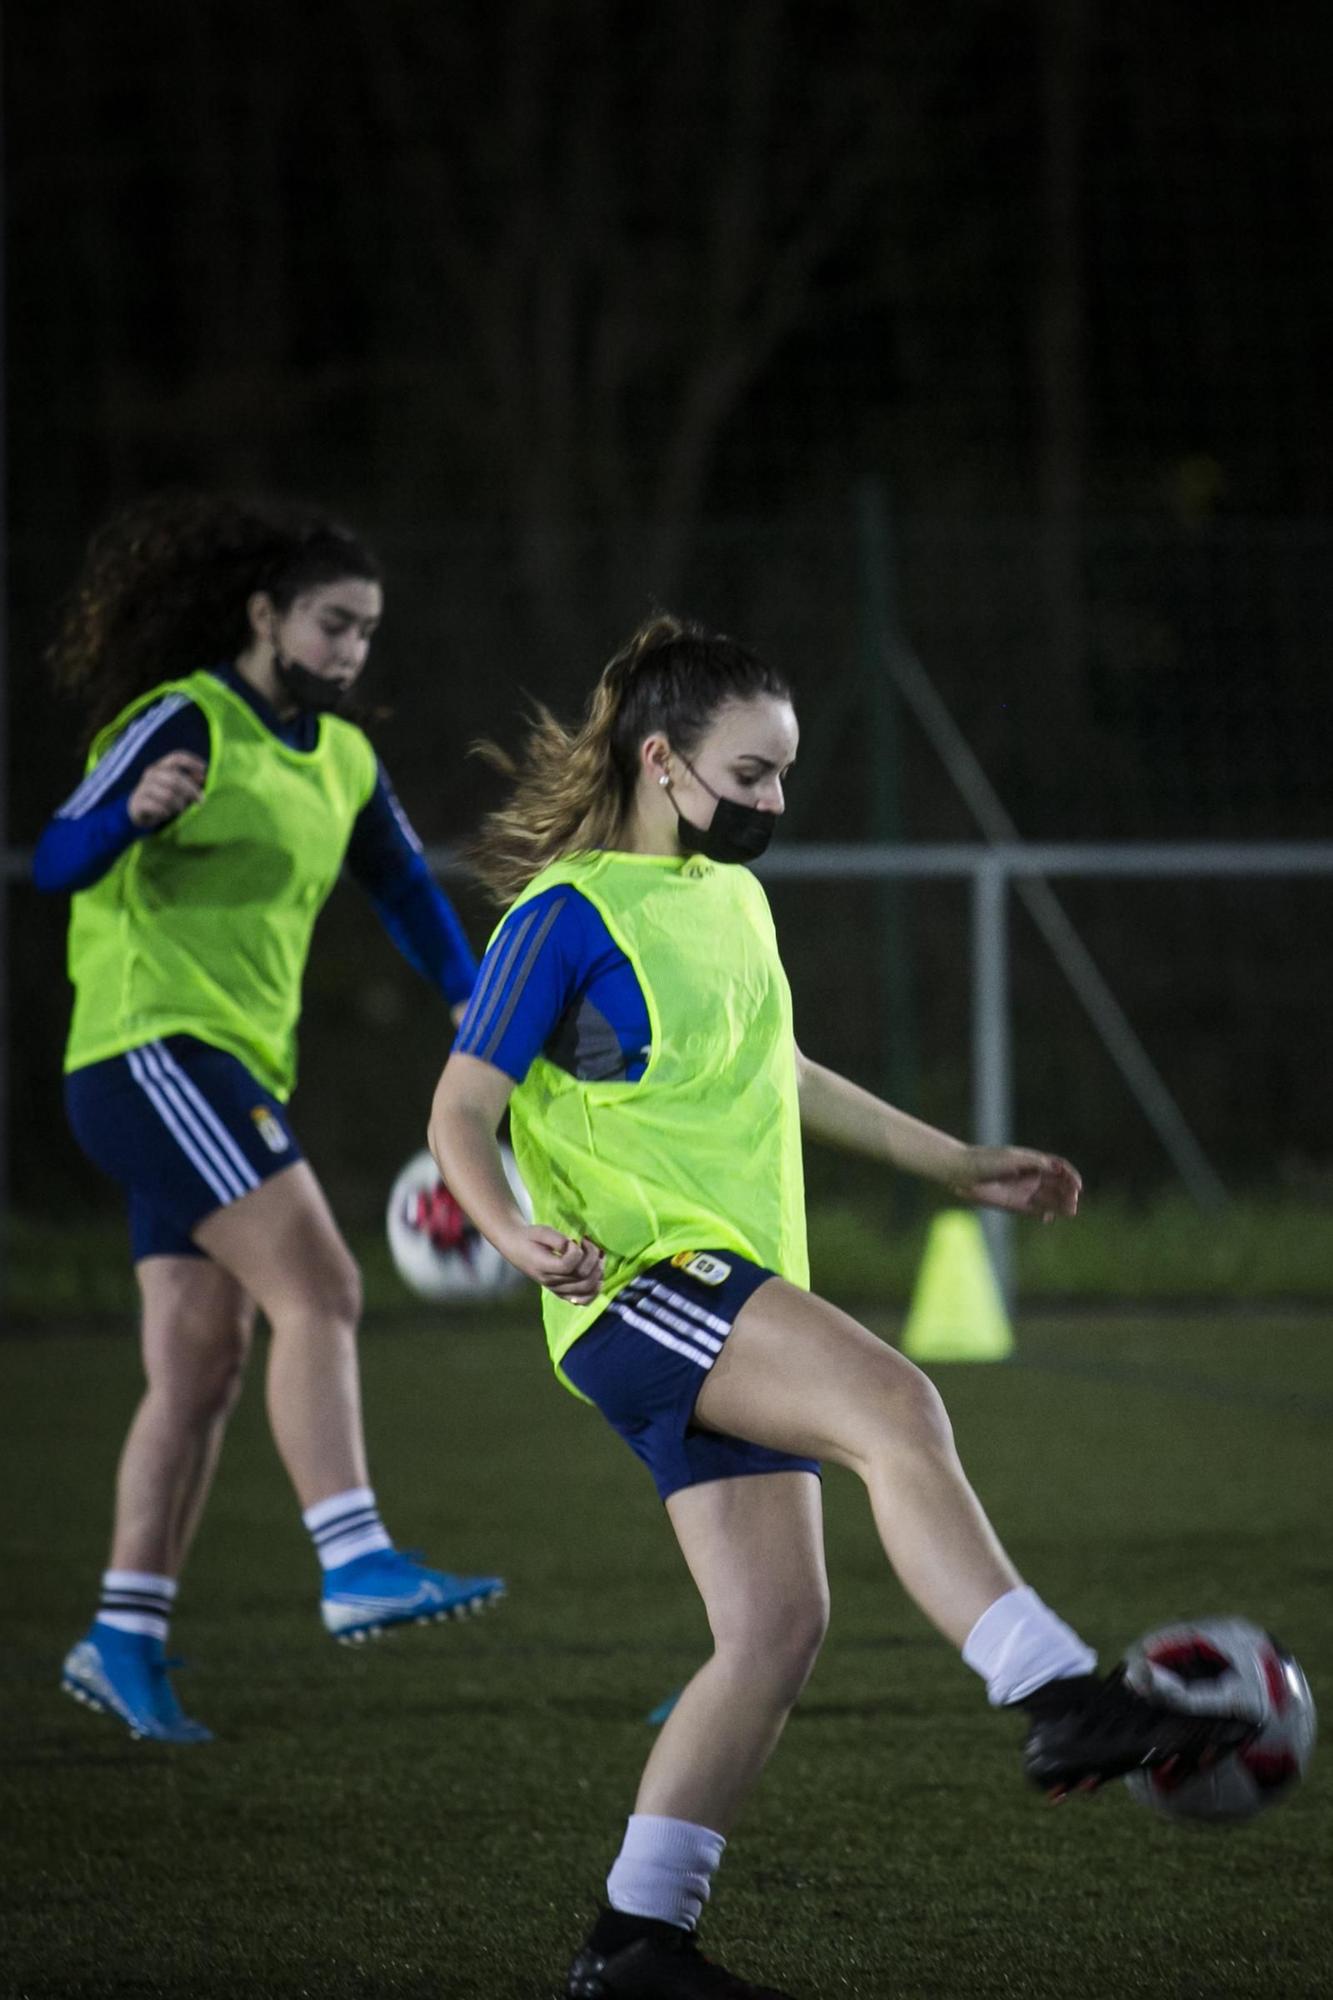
[33,664,477,1008]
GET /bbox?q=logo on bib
[671,1251,731,1288]
[250,1107,290,1155]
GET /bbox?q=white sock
[302,1487,393,1570]
[96,1569,178,1642]
[963,1585,1098,1706]
[606,1814,727,1932]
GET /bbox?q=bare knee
[775,1592,832,1701]
[141,1302,254,1430]
[894,1358,955,1448]
[209,1303,256,1416]
[308,1256,356,1336]
[715,1587,831,1708]
[273,1244,363,1331]
[848,1351,957,1465]
[315,1246,362,1328]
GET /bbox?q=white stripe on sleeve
[379,769,424,855]
[55,695,192,819]
[457,903,545,1052]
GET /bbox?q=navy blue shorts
[64,1035,303,1262]
[561,1249,822,1503]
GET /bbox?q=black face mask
[671,758,776,866]
[273,651,354,715]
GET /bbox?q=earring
[658,774,670,787]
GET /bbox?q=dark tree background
[6,0,1332,1222]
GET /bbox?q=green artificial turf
[1,1307,1330,1997]
[10,1190,1333,1322]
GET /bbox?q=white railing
[8,839,1333,1300]
[749,843,1333,1294]
[421,838,1333,1297]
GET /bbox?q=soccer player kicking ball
[429,615,1251,2000]
[34,493,503,1745]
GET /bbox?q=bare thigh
[192,1160,360,1323]
[693,1277,949,1472]
[692,1279,1021,1646]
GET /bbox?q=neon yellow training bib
[503,850,809,1381]
[64,670,377,1100]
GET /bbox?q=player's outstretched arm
[794,1046,1081,1222]
[428,1053,605,1301]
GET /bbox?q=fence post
[972,855,1014,1307]
[854,478,920,1140]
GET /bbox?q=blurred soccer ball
[1123,1616,1316,1824]
[386,1147,531,1303]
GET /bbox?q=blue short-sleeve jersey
[453,885,651,1085]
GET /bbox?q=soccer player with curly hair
[34,492,504,1744]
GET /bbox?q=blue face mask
[670,756,776,866]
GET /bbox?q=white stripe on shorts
[55,696,191,818]
[623,1275,732,1341]
[126,1047,251,1205]
[604,1297,720,1371]
[617,1285,726,1354]
[142,1042,262,1194]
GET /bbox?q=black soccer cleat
[1020,1665,1258,1800]
[566,1910,797,1999]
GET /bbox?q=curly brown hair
[47,490,383,747]
[469,613,791,904]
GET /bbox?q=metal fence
[748,840,1333,1295]
[5,835,1332,1313]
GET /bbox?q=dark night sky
[8,5,1332,552]
[6,0,1332,1205]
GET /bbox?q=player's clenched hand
[506,1224,605,1303]
[128,752,207,828]
[951,1146,1082,1222]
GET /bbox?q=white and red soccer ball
[386,1146,532,1303]
[1123,1616,1316,1824]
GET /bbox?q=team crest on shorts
[250,1107,289,1154]
[671,1251,731,1288]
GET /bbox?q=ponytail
[469,613,789,904]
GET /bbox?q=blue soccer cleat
[60,1622,214,1744]
[320,1548,506,1645]
[646,1688,682,1726]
